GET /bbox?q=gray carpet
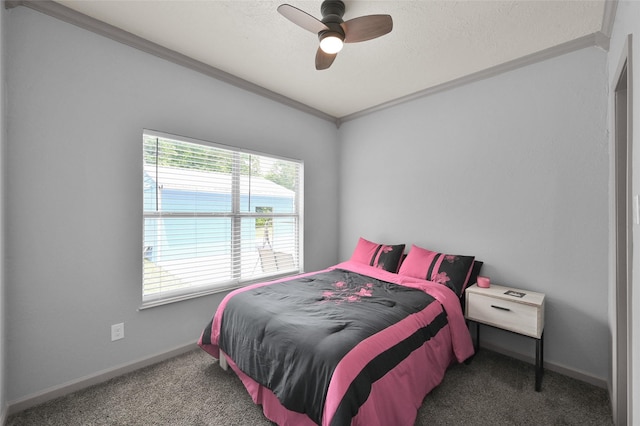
[6,348,613,425]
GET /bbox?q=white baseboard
[480,341,608,389]
[6,342,198,417]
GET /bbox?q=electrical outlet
[111,323,124,341]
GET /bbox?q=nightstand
[465,283,546,391]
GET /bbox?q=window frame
[141,129,304,309]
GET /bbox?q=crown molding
[340,32,610,124]
[4,0,340,126]
[601,0,618,39]
[6,0,614,128]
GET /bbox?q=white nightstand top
[466,283,545,307]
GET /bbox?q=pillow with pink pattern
[350,237,406,273]
[398,244,475,297]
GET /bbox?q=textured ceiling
[52,0,608,119]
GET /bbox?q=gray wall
[1,0,6,421]
[338,46,610,383]
[607,2,640,423]
[5,7,339,402]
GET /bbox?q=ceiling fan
[277,0,393,70]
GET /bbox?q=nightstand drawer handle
[491,305,511,312]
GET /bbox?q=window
[142,130,303,307]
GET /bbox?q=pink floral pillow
[350,237,405,273]
[398,244,475,297]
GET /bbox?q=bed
[198,238,478,426]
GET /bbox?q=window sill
[138,270,302,310]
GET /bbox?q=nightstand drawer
[466,292,540,338]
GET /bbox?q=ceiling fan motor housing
[321,0,345,25]
[321,0,345,22]
[319,0,346,41]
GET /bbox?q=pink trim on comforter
[199,261,474,425]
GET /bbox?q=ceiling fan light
[319,33,344,54]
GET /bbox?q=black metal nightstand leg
[535,331,544,391]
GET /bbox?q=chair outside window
[258,248,295,273]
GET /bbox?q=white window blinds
[142,130,303,307]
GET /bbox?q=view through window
[142,130,303,306]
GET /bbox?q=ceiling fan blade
[315,48,337,70]
[278,4,329,34]
[343,15,393,43]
